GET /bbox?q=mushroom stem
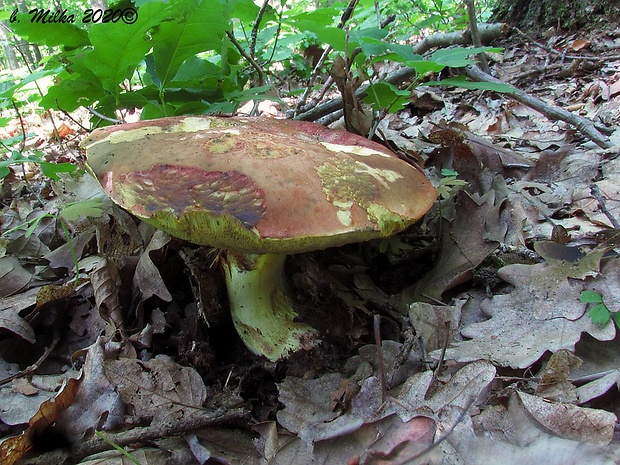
[222,252,319,361]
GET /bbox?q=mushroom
[82,116,436,361]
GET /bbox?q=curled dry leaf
[54,338,124,441]
[516,391,616,446]
[90,257,124,334]
[409,190,503,302]
[0,376,81,465]
[0,256,34,299]
[133,229,172,303]
[0,287,37,343]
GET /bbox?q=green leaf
[84,1,176,93]
[579,290,604,303]
[363,82,410,113]
[363,38,422,62]
[9,12,89,49]
[588,303,611,326]
[41,74,103,111]
[612,312,620,330]
[229,0,273,23]
[38,161,77,181]
[60,199,106,221]
[441,168,459,177]
[290,9,345,50]
[153,0,228,88]
[424,76,516,94]
[431,46,501,67]
[0,68,58,100]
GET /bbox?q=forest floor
[1,23,620,465]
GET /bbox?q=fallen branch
[25,408,250,464]
[465,65,613,149]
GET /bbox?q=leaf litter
[2,25,620,465]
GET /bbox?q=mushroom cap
[82,116,436,254]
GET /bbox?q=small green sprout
[579,290,620,328]
[436,168,468,200]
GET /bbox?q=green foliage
[0,150,77,180]
[579,291,620,328]
[4,0,508,122]
[436,169,468,199]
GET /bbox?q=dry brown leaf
[438,261,616,369]
[54,339,125,440]
[0,256,34,298]
[133,230,172,302]
[0,376,80,465]
[105,354,208,424]
[409,190,503,301]
[0,287,37,342]
[517,391,616,445]
[90,257,124,334]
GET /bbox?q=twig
[19,408,249,464]
[0,329,60,386]
[86,106,122,125]
[425,321,450,400]
[465,0,489,73]
[591,184,620,228]
[226,31,266,86]
[465,65,613,148]
[294,0,360,115]
[373,315,388,403]
[249,0,270,57]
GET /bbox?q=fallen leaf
[133,230,172,302]
[0,287,37,343]
[437,261,616,368]
[105,354,208,424]
[409,190,503,301]
[0,256,34,298]
[0,376,80,465]
[517,391,616,445]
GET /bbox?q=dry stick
[465,65,613,149]
[249,0,270,57]
[226,31,266,87]
[465,0,489,73]
[295,23,509,122]
[0,329,60,387]
[23,408,249,463]
[590,184,620,228]
[373,315,389,403]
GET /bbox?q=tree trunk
[0,24,19,70]
[492,0,620,31]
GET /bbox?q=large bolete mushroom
[82,116,436,361]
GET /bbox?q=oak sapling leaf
[580,291,614,327]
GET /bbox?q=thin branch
[465,0,489,73]
[0,330,60,387]
[294,0,360,115]
[250,0,270,57]
[86,106,122,125]
[465,65,613,149]
[591,184,620,229]
[295,23,509,121]
[374,315,388,403]
[226,30,265,86]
